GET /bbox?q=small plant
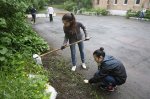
[145,10,150,19]
[64,1,77,11]
[88,8,108,16]
[126,9,138,19]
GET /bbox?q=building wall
[93,0,150,11]
[93,0,108,9]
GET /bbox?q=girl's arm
[89,69,108,84]
[80,22,87,38]
[80,22,90,40]
[63,34,68,45]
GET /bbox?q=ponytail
[62,13,77,34]
[93,47,105,58]
[70,13,77,33]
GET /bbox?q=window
[97,0,100,5]
[114,0,117,4]
[135,0,140,4]
[124,0,128,4]
[107,0,110,4]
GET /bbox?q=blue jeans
[94,71,118,87]
[70,41,85,66]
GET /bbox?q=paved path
[33,15,150,99]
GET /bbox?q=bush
[126,9,138,19]
[101,9,109,16]
[82,8,108,16]
[64,1,77,11]
[0,0,50,98]
[0,55,49,99]
[145,10,150,19]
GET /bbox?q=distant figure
[47,7,54,22]
[139,8,147,19]
[30,6,37,24]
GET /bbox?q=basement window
[97,0,100,5]
[114,0,117,4]
[135,0,140,4]
[107,0,110,4]
[124,0,128,4]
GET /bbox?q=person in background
[61,13,90,71]
[139,8,147,19]
[30,6,36,24]
[47,7,54,22]
[84,47,127,92]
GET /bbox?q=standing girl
[61,13,90,71]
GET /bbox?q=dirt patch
[42,52,102,99]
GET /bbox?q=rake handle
[40,37,91,57]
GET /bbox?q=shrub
[64,1,77,11]
[126,9,138,19]
[145,10,150,19]
[0,54,49,99]
[0,0,50,98]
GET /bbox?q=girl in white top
[47,7,54,22]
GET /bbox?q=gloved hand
[85,37,90,41]
[61,45,67,50]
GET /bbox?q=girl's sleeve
[63,29,69,45]
[63,34,68,45]
[80,22,88,37]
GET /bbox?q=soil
[42,53,102,99]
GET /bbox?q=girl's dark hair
[62,13,77,34]
[93,47,105,58]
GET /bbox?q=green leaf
[0,56,5,61]
[0,37,12,45]
[0,46,8,55]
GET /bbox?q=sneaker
[81,63,86,69]
[71,66,76,71]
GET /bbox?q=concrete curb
[129,17,150,21]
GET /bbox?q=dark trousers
[31,14,36,23]
[94,71,119,87]
[49,14,53,22]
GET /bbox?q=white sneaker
[71,66,76,71]
[82,63,86,69]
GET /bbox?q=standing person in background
[30,6,36,24]
[61,13,90,71]
[47,7,54,22]
[139,8,147,19]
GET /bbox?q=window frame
[114,0,118,5]
[135,0,140,5]
[123,0,128,5]
[97,0,100,5]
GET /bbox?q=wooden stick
[40,37,91,57]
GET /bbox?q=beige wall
[93,0,150,11]
[93,0,108,9]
